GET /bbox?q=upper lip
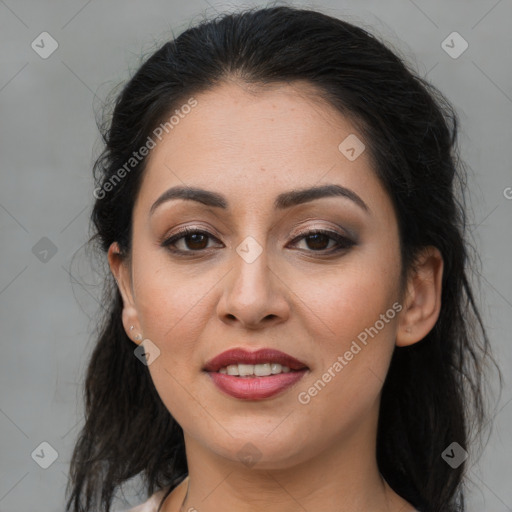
[203,348,308,372]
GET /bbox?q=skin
[109,79,444,512]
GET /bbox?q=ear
[396,246,444,347]
[107,242,142,346]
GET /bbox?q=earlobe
[396,246,444,347]
[107,242,142,345]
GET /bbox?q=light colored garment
[120,488,168,512]
[121,489,421,512]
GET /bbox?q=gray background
[0,0,511,510]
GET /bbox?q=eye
[161,227,223,253]
[161,227,355,255]
[289,229,355,253]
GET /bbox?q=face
[112,80,407,470]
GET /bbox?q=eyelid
[291,222,355,240]
[160,222,352,243]
[161,224,356,256]
[160,225,223,247]
[288,227,355,251]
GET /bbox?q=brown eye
[290,229,355,253]
[181,232,209,250]
[161,228,222,253]
[303,232,332,251]
[161,227,355,257]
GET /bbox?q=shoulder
[119,488,168,512]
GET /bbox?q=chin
[206,429,314,469]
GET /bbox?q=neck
[176,406,410,512]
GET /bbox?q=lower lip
[206,370,308,400]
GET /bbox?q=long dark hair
[65,6,500,512]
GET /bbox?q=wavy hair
[65,5,500,512]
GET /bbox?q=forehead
[136,80,387,217]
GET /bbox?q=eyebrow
[149,183,370,216]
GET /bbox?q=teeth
[226,364,239,376]
[239,363,255,376]
[218,363,293,376]
[270,363,281,374]
[254,363,271,376]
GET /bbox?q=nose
[216,243,290,330]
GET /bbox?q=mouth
[216,362,297,377]
[203,347,309,400]
[203,347,309,374]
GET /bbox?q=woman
[65,6,498,512]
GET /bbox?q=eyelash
[161,226,355,256]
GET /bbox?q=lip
[207,370,308,400]
[203,348,308,372]
[203,348,309,401]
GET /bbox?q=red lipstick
[203,348,308,400]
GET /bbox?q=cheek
[293,244,402,347]
[130,253,217,419]
[290,241,402,410]
[291,269,401,443]
[131,246,219,343]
